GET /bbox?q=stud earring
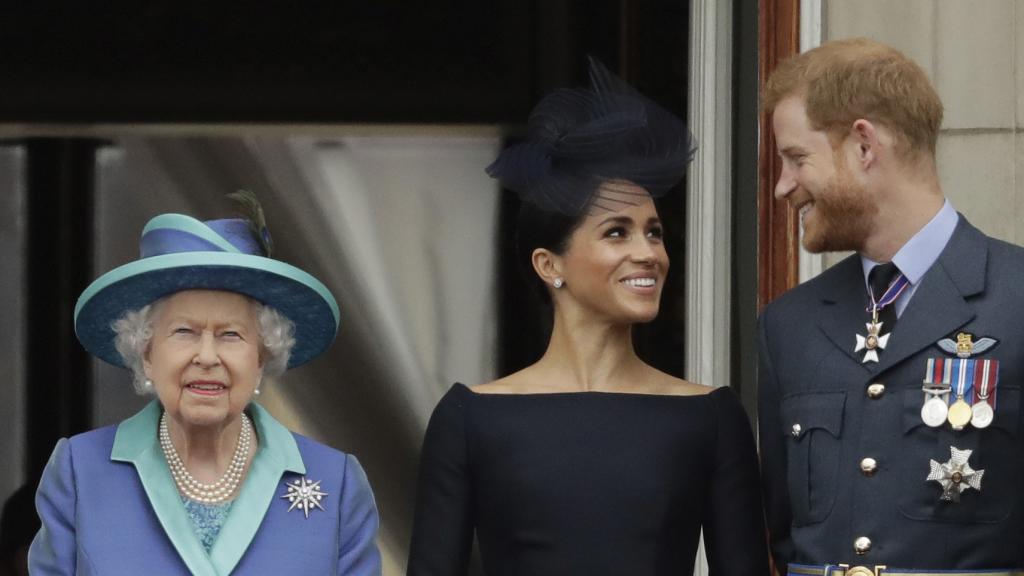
[143,378,154,392]
[553,278,564,289]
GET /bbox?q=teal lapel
[111,401,218,576]
[209,402,305,576]
[111,401,306,576]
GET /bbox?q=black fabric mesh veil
[486,58,696,215]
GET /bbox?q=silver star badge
[926,446,984,503]
[855,321,891,363]
[280,476,328,518]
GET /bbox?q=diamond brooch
[281,476,328,518]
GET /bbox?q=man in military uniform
[759,38,1024,575]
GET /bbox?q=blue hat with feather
[74,192,339,370]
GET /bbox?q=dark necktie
[868,262,901,334]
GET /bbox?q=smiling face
[552,182,668,324]
[144,290,263,430]
[773,94,878,253]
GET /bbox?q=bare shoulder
[469,369,543,395]
[469,365,717,396]
[469,377,518,395]
[640,369,716,396]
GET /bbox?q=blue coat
[28,401,382,575]
[759,216,1024,570]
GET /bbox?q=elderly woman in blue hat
[28,197,381,576]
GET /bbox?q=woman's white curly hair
[111,295,296,395]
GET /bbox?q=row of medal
[920,357,1000,430]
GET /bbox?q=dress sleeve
[757,313,795,571]
[337,454,383,576]
[406,385,474,576]
[702,388,771,575]
[27,438,78,576]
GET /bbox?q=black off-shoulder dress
[407,383,769,575]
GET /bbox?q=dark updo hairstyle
[513,200,585,306]
[488,58,695,307]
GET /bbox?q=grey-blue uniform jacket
[758,216,1024,571]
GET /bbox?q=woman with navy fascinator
[29,193,381,575]
[406,60,769,575]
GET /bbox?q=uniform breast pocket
[780,391,846,526]
[898,385,1021,523]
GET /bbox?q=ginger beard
[801,150,879,254]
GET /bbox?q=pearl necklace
[159,412,252,504]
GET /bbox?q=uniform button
[791,423,802,437]
[860,457,878,476]
[867,383,885,399]
[854,536,872,555]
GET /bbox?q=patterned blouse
[181,496,234,552]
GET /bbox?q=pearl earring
[143,378,154,392]
[553,278,564,289]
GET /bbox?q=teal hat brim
[75,252,340,369]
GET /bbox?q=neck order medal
[855,269,908,364]
[855,315,890,364]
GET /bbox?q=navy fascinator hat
[486,57,696,215]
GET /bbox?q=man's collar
[860,198,958,285]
